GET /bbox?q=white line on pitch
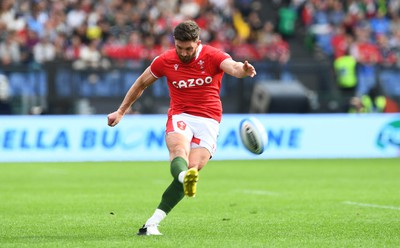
[238,190,281,196]
[343,201,400,211]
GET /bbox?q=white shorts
[166,113,220,156]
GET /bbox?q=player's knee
[188,148,211,171]
[170,146,188,160]
[189,158,208,171]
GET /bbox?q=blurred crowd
[0,0,290,69]
[299,0,400,112]
[302,0,399,62]
[1,0,400,114]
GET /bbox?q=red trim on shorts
[191,137,201,145]
[166,115,174,133]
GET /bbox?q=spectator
[369,11,390,37]
[0,21,6,42]
[179,0,200,19]
[53,33,67,60]
[208,29,232,52]
[0,31,21,65]
[377,34,397,66]
[266,33,290,64]
[389,12,400,34]
[66,2,87,31]
[155,34,174,54]
[75,39,108,69]
[97,19,111,45]
[247,11,263,42]
[231,36,260,61]
[33,36,55,64]
[209,0,229,11]
[73,23,91,45]
[333,49,357,108]
[26,1,48,38]
[300,1,314,27]
[258,21,275,46]
[65,35,84,61]
[277,0,297,39]
[16,27,38,65]
[142,35,159,62]
[0,74,12,114]
[331,25,352,58]
[329,1,345,26]
[389,29,400,51]
[1,0,25,32]
[46,9,68,38]
[124,31,145,61]
[25,28,40,52]
[268,33,292,80]
[232,8,251,40]
[376,34,400,98]
[349,22,378,95]
[86,20,102,41]
[87,4,106,28]
[109,11,132,44]
[310,1,333,55]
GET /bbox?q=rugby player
[107,20,256,235]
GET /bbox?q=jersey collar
[195,44,203,61]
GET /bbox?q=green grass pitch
[0,159,399,248]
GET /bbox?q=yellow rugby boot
[183,168,199,197]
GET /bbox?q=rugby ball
[239,117,268,155]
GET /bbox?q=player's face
[175,40,201,63]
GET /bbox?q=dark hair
[173,20,200,42]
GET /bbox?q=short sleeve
[212,49,232,69]
[150,56,163,78]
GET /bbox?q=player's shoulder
[153,48,178,64]
[160,48,177,57]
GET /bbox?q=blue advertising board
[0,114,399,162]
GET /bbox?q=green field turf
[0,159,399,248]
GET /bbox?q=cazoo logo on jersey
[172,76,213,88]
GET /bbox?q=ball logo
[244,124,259,151]
[177,121,186,131]
[376,120,400,149]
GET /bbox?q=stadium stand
[0,0,398,114]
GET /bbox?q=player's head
[173,20,201,63]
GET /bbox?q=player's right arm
[220,59,256,78]
[107,67,157,127]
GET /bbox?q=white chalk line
[343,201,400,211]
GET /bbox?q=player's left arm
[220,59,257,78]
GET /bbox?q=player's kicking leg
[136,167,197,236]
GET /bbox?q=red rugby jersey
[150,44,231,122]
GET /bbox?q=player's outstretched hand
[243,61,256,78]
[107,111,123,127]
